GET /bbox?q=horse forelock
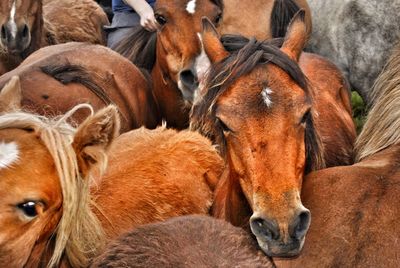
[271,0,301,38]
[0,107,104,267]
[191,35,309,155]
[356,44,400,161]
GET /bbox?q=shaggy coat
[91,215,274,268]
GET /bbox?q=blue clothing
[112,0,156,13]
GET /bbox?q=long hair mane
[0,105,105,267]
[190,35,325,172]
[355,44,400,161]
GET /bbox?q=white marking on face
[9,0,18,39]
[186,0,196,14]
[0,141,19,170]
[195,33,211,93]
[261,87,273,107]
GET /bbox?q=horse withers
[0,78,223,267]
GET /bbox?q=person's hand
[138,6,158,31]
[125,0,158,31]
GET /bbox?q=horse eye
[17,201,38,218]
[214,13,222,25]
[155,14,167,26]
[217,118,232,133]
[301,110,311,125]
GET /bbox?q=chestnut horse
[218,0,312,40]
[191,12,354,258]
[0,0,109,75]
[0,42,160,132]
[275,44,400,268]
[92,215,274,267]
[0,78,223,267]
[115,0,223,128]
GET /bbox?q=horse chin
[177,80,199,104]
[255,235,305,258]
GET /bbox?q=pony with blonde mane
[0,77,223,267]
[276,43,400,267]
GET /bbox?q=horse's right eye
[155,14,167,26]
[17,201,39,218]
[217,117,232,133]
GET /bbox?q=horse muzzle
[0,22,31,54]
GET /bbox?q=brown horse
[91,215,274,268]
[275,44,400,268]
[115,0,223,128]
[0,0,109,75]
[190,12,354,258]
[0,42,160,132]
[0,78,223,267]
[218,0,312,40]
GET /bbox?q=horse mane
[271,0,301,38]
[113,27,157,71]
[190,35,325,172]
[355,44,400,161]
[0,105,105,267]
[40,64,114,106]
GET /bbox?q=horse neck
[211,161,252,228]
[25,237,71,268]
[151,49,190,129]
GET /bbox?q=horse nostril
[0,25,7,41]
[179,69,198,91]
[250,217,280,241]
[22,24,29,39]
[290,210,311,239]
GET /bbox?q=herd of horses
[0,0,399,267]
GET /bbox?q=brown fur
[0,101,223,266]
[91,215,274,268]
[275,40,400,268]
[0,42,160,132]
[0,0,109,75]
[218,0,312,40]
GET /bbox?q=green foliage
[351,91,367,134]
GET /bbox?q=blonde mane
[0,105,105,267]
[355,43,400,161]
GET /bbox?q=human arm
[123,0,158,31]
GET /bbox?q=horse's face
[192,13,323,257]
[0,128,62,266]
[154,0,222,102]
[0,0,41,54]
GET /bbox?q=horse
[0,79,223,267]
[274,44,400,268]
[91,215,274,268]
[305,0,400,103]
[115,0,224,129]
[190,12,355,258]
[218,0,312,41]
[0,0,109,75]
[0,42,160,132]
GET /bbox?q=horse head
[154,0,223,103]
[0,79,119,267]
[191,11,325,257]
[0,0,42,55]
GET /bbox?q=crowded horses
[0,0,399,267]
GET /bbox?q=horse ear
[281,9,307,62]
[0,76,22,113]
[72,105,120,177]
[201,17,229,63]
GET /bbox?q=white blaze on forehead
[195,33,211,91]
[9,0,18,38]
[0,141,19,169]
[261,87,273,107]
[186,0,196,14]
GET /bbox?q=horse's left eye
[214,13,222,25]
[155,14,167,26]
[17,201,38,218]
[300,110,311,125]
